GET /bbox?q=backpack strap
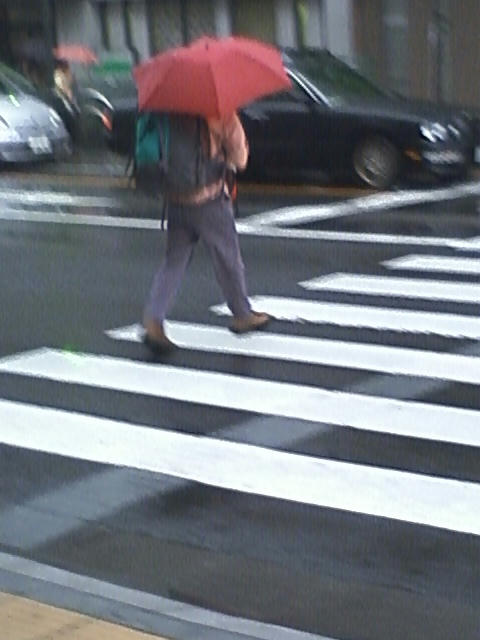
[158,114,169,172]
[157,114,169,230]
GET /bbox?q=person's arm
[222,112,249,171]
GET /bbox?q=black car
[82,48,477,189]
[243,49,476,188]
[78,73,137,154]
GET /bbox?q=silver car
[0,63,71,163]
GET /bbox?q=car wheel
[353,135,400,189]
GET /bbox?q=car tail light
[100,111,113,131]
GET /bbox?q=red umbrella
[133,36,291,118]
[53,44,98,64]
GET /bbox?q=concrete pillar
[106,2,127,51]
[214,0,232,37]
[54,0,102,53]
[324,0,354,60]
[129,0,150,61]
[275,0,297,48]
[303,0,324,48]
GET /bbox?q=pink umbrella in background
[53,44,98,64]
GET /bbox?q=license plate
[475,146,480,163]
[423,150,464,164]
[28,135,52,154]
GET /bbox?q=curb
[0,552,330,640]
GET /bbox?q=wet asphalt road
[0,168,480,640]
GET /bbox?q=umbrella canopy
[53,44,98,64]
[133,36,291,118]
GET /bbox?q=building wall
[55,1,102,52]
[407,0,434,99]
[0,0,57,84]
[184,0,217,42]
[352,0,384,80]
[352,0,480,108]
[383,0,409,95]
[448,0,480,107]
[148,0,183,52]
[48,0,355,70]
[233,0,276,43]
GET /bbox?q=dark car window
[255,78,313,106]
[0,63,36,96]
[285,50,389,105]
[0,78,10,96]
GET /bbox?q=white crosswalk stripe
[0,347,479,447]
[211,295,480,337]
[383,254,480,275]
[299,272,480,303]
[1,398,480,536]
[107,321,480,385]
[1,251,480,543]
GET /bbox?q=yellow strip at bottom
[0,591,170,640]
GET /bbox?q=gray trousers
[145,194,252,323]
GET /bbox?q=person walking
[143,111,271,352]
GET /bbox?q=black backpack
[129,112,226,199]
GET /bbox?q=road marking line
[383,255,480,275]
[237,224,480,250]
[212,296,480,338]
[243,201,365,226]
[1,398,480,535]
[242,181,480,227]
[0,188,122,208]
[0,208,161,229]
[0,349,479,447]
[300,273,480,303]
[107,322,480,385]
[0,205,479,250]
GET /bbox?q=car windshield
[0,63,36,97]
[284,50,390,105]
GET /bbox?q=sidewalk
[2,593,168,640]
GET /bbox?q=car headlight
[49,108,63,128]
[419,122,448,143]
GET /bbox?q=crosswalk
[383,254,480,275]
[0,246,479,543]
[299,272,480,303]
